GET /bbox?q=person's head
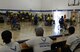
[73,15,75,17]
[61,16,63,18]
[35,14,37,16]
[68,26,75,34]
[35,27,44,36]
[64,14,66,18]
[1,30,12,44]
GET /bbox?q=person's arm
[20,39,34,50]
[65,44,70,48]
[66,39,71,49]
[49,36,56,43]
[65,36,73,52]
[20,42,29,50]
[64,44,72,52]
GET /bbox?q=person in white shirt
[0,30,21,52]
[66,26,80,52]
[21,27,53,52]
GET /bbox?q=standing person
[70,15,76,26]
[21,27,53,52]
[59,16,64,29]
[11,15,17,30]
[66,26,80,52]
[64,15,67,30]
[34,14,38,25]
[0,30,21,52]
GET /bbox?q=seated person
[66,26,80,52]
[21,27,53,52]
[0,30,21,52]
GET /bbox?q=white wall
[41,0,80,19]
[0,0,12,9]
[0,0,79,17]
[11,0,41,10]
[42,0,80,10]
[0,0,80,10]
[0,0,41,10]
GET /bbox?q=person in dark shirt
[34,14,38,25]
[59,16,64,28]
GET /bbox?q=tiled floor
[0,21,80,46]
